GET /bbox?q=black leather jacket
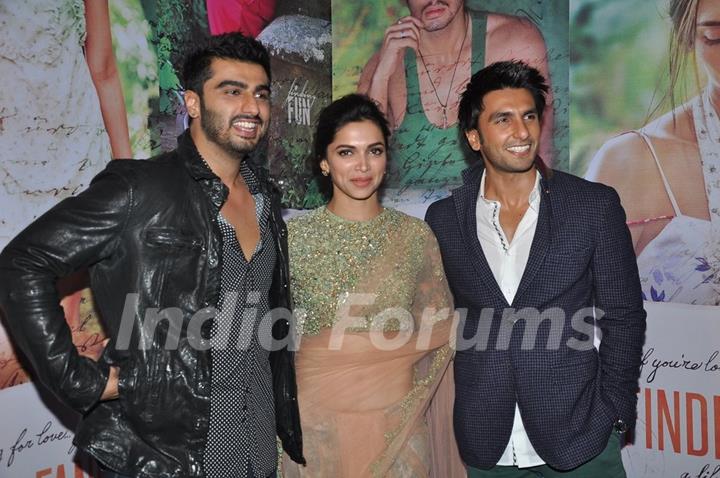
[0,132,304,477]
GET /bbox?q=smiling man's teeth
[507,145,530,153]
[233,121,257,129]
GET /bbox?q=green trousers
[467,433,626,478]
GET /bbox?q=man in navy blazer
[425,61,646,477]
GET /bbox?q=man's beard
[199,100,263,158]
[424,17,452,32]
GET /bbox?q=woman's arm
[84,0,132,159]
[412,225,455,348]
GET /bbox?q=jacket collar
[457,156,551,195]
[452,157,553,307]
[177,129,276,195]
[178,130,217,181]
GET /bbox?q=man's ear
[465,129,482,152]
[185,90,200,119]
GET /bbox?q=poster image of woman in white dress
[0,0,154,389]
[585,0,720,306]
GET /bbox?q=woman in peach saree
[283,94,464,477]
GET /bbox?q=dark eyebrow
[215,80,271,93]
[489,111,511,121]
[489,108,538,121]
[215,80,247,90]
[698,21,720,27]
[334,142,385,150]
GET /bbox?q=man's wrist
[613,418,629,434]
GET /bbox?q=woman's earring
[321,169,329,177]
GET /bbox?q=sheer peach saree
[282,324,463,477]
[284,208,464,477]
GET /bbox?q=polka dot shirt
[204,163,277,478]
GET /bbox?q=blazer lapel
[453,164,510,307]
[514,179,552,304]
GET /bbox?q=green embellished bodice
[288,207,450,335]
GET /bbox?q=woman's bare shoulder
[485,13,547,67]
[586,132,654,184]
[646,101,696,144]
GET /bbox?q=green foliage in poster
[151,0,208,116]
[332,0,407,98]
[569,0,698,176]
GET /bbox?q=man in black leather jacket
[0,33,304,477]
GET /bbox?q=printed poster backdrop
[328,0,569,216]
[0,0,717,476]
[0,0,156,475]
[627,302,719,478]
[571,0,720,475]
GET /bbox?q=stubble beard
[419,2,460,32]
[480,141,538,175]
[423,19,451,32]
[199,100,262,159]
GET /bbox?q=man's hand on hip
[101,365,120,401]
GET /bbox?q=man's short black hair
[181,33,271,97]
[458,60,548,136]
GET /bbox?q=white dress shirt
[475,170,545,468]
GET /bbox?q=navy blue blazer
[425,162,646,470]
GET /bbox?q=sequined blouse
[288,206,451,335]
